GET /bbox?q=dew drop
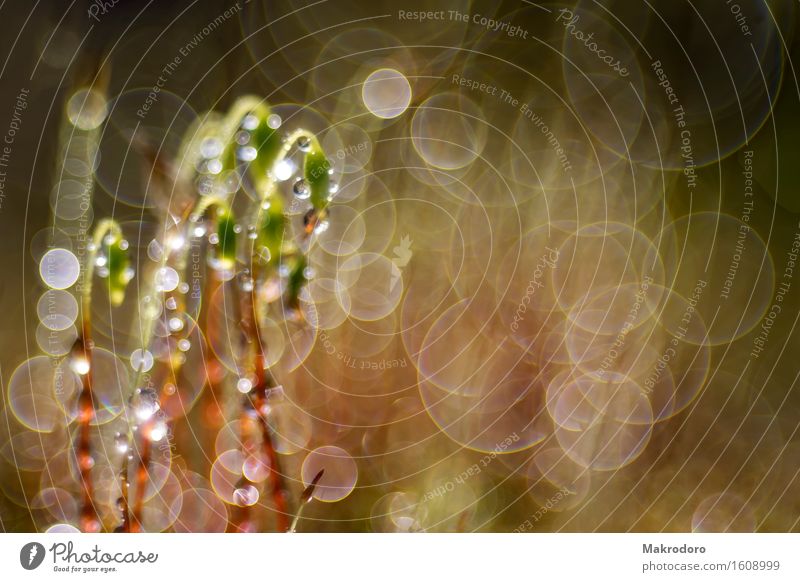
[130,348,154,372]
[200,138,223,159]
[114,432,129,454]
[293,178,310,200]
[314,219,330,235]
[79,453,95,470]
[207,159,223,174]
[242,114,259,131]
[154,267,180,292]
[70,355,90,376]
[238,146,258,162]
[267,114,281,129]
[237,378,253,393]
[149,421,167,442]
[134,388,159,421]
[297,136,311,152]
[273,159,294,182]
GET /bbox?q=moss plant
[66,96,334,532]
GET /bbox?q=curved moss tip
[303,137,331,211]
[251,116,283,179]
[107,235,131,307]
[221,100,282,180]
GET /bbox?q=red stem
[76,324,99,532]
[252,331,289,532]
[129,434,151,533]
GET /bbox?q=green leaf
[258,196,285,266]
[217,209,237,270]
[249,118,284,180]
[106,236,130,307]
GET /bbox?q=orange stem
[129,434,151,533]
